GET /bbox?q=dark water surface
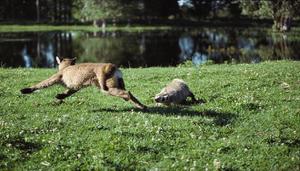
[0,27,299,68]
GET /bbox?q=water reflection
[42,44,55,67]
[0,28,299,68]
[192,52,208,65]
[21,46,32,68]
[179,35,195,60]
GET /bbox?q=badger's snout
[154,96,161,102]
[154,95,168,103]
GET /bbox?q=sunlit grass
[0,24,173,33]
[2,25,300,42]
[0,61,299,170]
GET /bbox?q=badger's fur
[154,79,197,105]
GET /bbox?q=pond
[0,27,299,68]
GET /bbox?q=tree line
[0,0,300,31]
[0,0,72,23]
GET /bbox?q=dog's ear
[70,57,76,65]
[56,56,61,64]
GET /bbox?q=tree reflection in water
[0,28,299,68]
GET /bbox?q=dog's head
[56,56,76,70]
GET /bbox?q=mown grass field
[0,61,299,170]
[0,25,173,33]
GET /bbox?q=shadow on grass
[92,106,237,126]
[5,136,43,155]
[0,153,6,161]
[267,137,300,147]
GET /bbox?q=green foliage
[72,0,180,22]
[73,0,124,21]
[239,0,300,31]
[0,61,300,170]
[239,0,259,16]
[240,0,300,19]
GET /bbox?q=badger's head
[154,93,170,103]
[56,56,76,70]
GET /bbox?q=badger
[154,79,197,105]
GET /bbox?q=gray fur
[155,79,196,105]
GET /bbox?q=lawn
[0,24,173,33]
[0,61,299,170]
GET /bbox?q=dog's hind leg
[108,88,147,110]
[55,89,78,100]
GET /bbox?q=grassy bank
[0,25,173,33]
[0,61,299,170]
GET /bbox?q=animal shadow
[5,136,43,155]
[92,106,237,126]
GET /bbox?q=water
[0,27,299,68]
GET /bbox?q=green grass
[0,24,173,33]
[0,61,300,170]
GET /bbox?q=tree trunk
[58,0,61,23]
[273,15,292,32]
[36,0,40,23]
[127,19,131,27]
[281,16,291,32]
[67,0,72,23]
[93,20,99,28]
[53,0,57,22]
[102,19,106,30]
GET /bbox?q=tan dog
[20,57,146,110]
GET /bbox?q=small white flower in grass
[156,127,162,134]
[41,161,50,166]
[213,159,221,170]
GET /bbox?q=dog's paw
[55,94,66,100]
[20,88,34,94]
